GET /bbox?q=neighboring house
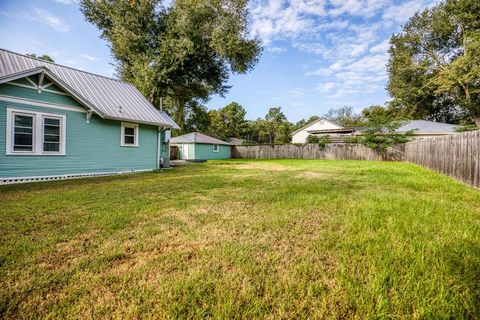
[0,49,179,183]
[170,132,231,160]
[291,118,345,143]
[395,120,457,139]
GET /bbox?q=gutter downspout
[157,127,161,170]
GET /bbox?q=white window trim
[212,144,220,152]
[121,122,139,147]
[6,107,66,156]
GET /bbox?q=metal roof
[397,120,457,133]
[170,132,231,145]
[0,49,179,129]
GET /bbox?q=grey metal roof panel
[397,120,457,133]
[171,132,231,145]
[0,49,179,129]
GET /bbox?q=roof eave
[0,67,105,118]
[292,117,345,135]
[106,116,178,128]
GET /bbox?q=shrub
[355,120,412,153]
[307,134,331,150]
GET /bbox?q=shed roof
[0,49,179,128]
[397,120,457,133]
[170,132,231,145]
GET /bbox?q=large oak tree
[388,0,480,125]
[80,0,261,129]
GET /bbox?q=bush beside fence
[232,130,480,188]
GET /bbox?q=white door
[184,144,190,160]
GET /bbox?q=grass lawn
[1,160,479,319]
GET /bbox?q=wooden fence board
[404,130,480,187]
[232,143,404,162]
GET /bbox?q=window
[121,122,139,147]
[43,117,61,152]
[213,144,219,152]
[6,108,66,155]
[13,114,34,152]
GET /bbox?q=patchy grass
[1,159,479,319]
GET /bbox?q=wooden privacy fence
[232,131,480,187]
[232,143,405,161]
[404,130,480,187]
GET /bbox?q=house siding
[194,144,230,160]
[291,119,344,143]
[0,82,159,178]
[0,83,82,108]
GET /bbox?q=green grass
[1,159,479,319]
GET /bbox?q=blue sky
[0,0,439,122]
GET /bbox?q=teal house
[171,132,231,160]
[0,49,179,184]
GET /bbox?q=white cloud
[248,0,440,101]
[316,82,337,92]
[382,0,425,24]
[288,88,305,97]
[79,53,98,61]
[250,0,327,44]
[267,46,288,53]
[33,8,70,32]
[328,0,389,18]
[313,52,388,98]
[53,0,78,4]
[370,39,390,53]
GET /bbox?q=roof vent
[118,106,123,113]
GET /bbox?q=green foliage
[455,124,479,132]
[355,119,412,153]
[317,135,331,149]
[184,100,211,134]
[263,107,291,143]
[306,135,331,150]
[80,0,261,130]
[207,102,249,140]
[26,53,54,62]
[388,0,480,126]
[306,134,319,144]
[361,103,408,122]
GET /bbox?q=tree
[184,101,211,134]
[26,53,54,62]
[323,106,364,127]
[265,107,291,143]
[354,119,412,153]
[388,0,480,126]
[81,0,261,130]
[207,102,249,140]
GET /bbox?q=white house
[291,118,345,143]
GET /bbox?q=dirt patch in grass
[227,162,293,171]
[296,171,333,179]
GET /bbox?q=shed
[170,132,231,160]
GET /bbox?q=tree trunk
[171,98,185,132]
[474,116,480,128]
